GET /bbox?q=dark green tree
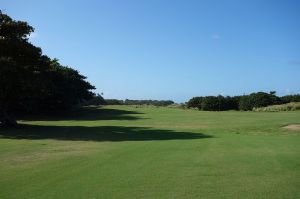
[239,92,281,111]
[0,11,95,126]
[187,97,203,109]
[281,94,300,103]
[124,99,174,106]
[105,99,124,105]
[201,96,222,111]
[85,93,106,106]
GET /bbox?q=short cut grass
[0,105,300,199]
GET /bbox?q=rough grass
[253,102,300,112]
[0,105,300,199]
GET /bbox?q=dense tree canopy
[281,94,300,103]
[187,96,240,111]
[84,94,107,106]
[0,11,95,126]
[187,92,298,111]
[187,97,203,109]
[238,92,281,111]
[124,99,174,106]
[104,99,174,106]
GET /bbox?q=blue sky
[2,0,300,102]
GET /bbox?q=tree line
[0,11,95,126]
[85,96,174,106]
[187,92,300,111]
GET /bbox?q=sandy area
[282,124,300,131]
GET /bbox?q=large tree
[0,11,95,126]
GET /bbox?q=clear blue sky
[2,0,300,102]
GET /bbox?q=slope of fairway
[0,106,300,199]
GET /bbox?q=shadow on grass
[18,106,145,121]
[0,124,213,142]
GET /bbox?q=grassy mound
[253,102,300,112]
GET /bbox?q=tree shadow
[0,124,213,142]
[17,106,145,121]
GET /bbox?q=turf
[0,105,300,199]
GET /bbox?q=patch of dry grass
[282,124,300,131]
[253,102,300,112]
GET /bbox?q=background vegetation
[187,92,300,111]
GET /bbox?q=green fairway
[0,106,300,199]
